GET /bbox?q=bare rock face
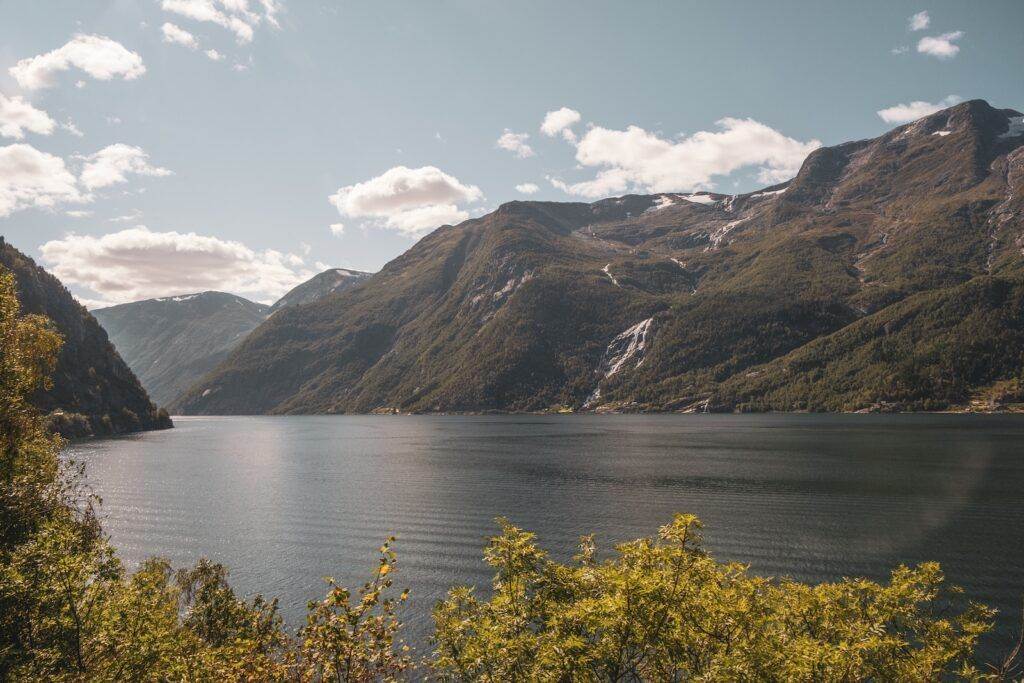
[173,100,1024,415]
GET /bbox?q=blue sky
[1,0,1022,306]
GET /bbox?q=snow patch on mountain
[155,293,201,303]
[680,193,719,206]
[748,188,786,200]
[643,194,677,213]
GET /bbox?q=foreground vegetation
[1,270,1021,681]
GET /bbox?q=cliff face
[0,238,172,437]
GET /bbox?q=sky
[1,0,1022,307]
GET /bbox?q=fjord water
[68,415,1024,655]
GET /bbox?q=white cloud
[109,209,143,223]
[551,117,820,198]
[66,210,93,218]
[0,94,56,139]
[329,222,344,236]
[0,143,85,217]
[540,107,581,142]
[79,144,172,190]
[258,0,283,28]
[876,95,963,124]
[496,129,535,158]
[40,226,314,305]
[205,49,224,61]
[9,35,145,90]
[917,31,963,59]
[160,0,282,44]
[515,182,539,195]
[61,119,83,137]
[329,165,482,235]
[891,45,909,55]
[908,11,930,31]
[162,22,199,49]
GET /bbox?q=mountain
[270,268,371,311]
[92,292,271,407]
[173,100,1024,415]
[91,268,370,406]
[0,238,172,437]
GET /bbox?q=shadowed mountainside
[0,238,172,437]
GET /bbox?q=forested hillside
[174,100,1024,415]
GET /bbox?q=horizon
[2,1,1023,307]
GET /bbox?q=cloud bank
[329,165,482,235]
[162,22,199,49]
[876,95,962,124]
[0,94,56,139]
[540,107,581,142]
[160,0,282,44]
[0,144,85,217]
[40,226,314,305]
[9,35,145,90]
[908,11,930,31]
[496,130,535,158]
[549,117,820,198]
[79,144,173,190]
[917,31,963,59]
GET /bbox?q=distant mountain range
[0,238,172,437]
[171,100,1024,415]
[92,268,370,406]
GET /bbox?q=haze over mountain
[173,101,1024,415]
[0,238,171,436]
[93,268,371,406]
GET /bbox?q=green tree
[433,514,1000,681]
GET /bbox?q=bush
[432,516,1000,681]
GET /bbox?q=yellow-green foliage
[0,266,1019,681]
[432,515,999,681]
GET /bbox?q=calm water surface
[67,414,1024,656]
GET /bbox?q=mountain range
[169,100,1024,415]
[91,268,370,406]
[0,238,172,437]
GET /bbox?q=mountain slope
[92,268,369,406]
[93,292,271,407]
[269,268,371,312]
[174,100,1024,415]
[0,238,172,436]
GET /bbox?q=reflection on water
[67,414,1024,657]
